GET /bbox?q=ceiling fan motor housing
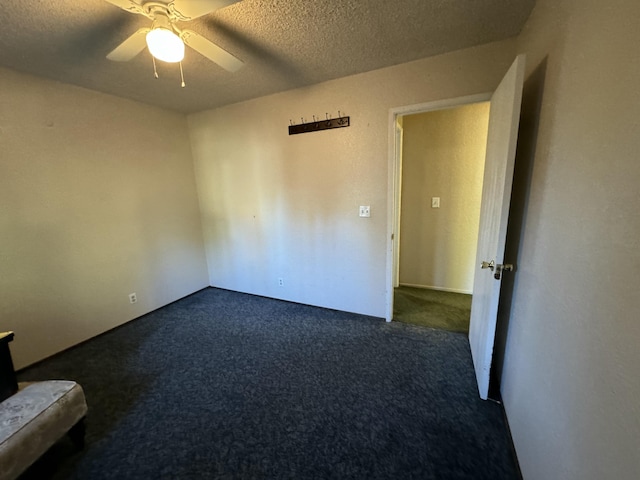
[143,1,187,22]
[149,10,174,31]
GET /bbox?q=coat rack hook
[288,112,350,135]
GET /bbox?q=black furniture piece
[0,332,18,402]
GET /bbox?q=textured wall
[0,68,209,368]
[188,39,516,317]
[499,0,640,479]
[399,104,489,293]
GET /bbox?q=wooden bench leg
[68,417,86,449]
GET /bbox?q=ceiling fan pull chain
[152,56,159,79]
[179,61,186,88]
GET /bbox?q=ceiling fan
[105,0,244,73]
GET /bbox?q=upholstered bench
[0,380,88,480]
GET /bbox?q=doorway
[386,57,526,400]
[394,102,490,332]
[385,94,492,325]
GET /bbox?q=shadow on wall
[489,57,548,400]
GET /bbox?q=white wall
[499,0,640,479]
[188,39,517,317]
[399,104,489,293]
[1,1,636,476]
[0,68,209,369]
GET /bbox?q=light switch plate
[431,197,440,208]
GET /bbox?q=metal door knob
[481,260,514,280]
[493,263,514,280]
[481,260,495,271]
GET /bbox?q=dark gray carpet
[18,287,519,480]
[394,286,472,333]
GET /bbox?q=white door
[468,55,526,400]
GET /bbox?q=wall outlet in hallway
[359,205,371,217]
[129,293,137,304]
[278,278,284,287]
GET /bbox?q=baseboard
[16,286,210,373]
[398,283,472,295]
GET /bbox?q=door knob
[493,263,514,280]
[481,260,514,280]
[481,260,495,271]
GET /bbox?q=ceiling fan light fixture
[105,0,244,72]
[146,27,185,63]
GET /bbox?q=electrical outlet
[278,278,284,287]
[129,293,137,304]
[359,205,371,217]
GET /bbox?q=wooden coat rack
[289,113,350,135]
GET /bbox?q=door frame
[385,93,492,322]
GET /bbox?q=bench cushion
[0,380,87,480]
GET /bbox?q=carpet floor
[18,288,518,480]
[393,286,472,333]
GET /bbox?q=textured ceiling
[0,0,535,113]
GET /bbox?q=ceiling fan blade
[106,28,150,61]
[181,30,244,72]
[104,0,146,16]
[170,0,240,20]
